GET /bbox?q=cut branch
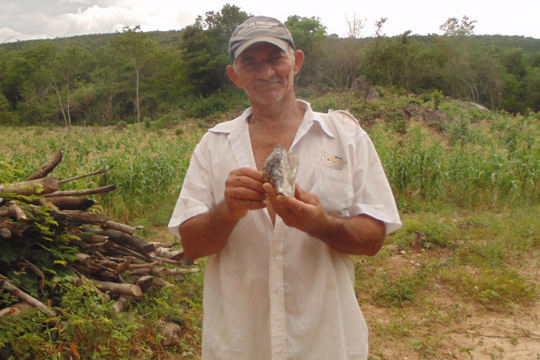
[24,151,63,181]
[1,178,61,196]
[0,277,56,318]
[44,185,116,198]
[60,169,108,185]
[46,196,97,211]
[104,220,138,235]
[92,280,143,297]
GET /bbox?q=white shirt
[169,101,402,360]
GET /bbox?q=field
[1,91,539,359]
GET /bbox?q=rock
[354,75,381,100]
[263,144,299,198]
[159,319,182,346]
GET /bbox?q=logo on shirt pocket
[321,153,347,170]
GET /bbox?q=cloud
[52,5,144,36]
[0,27,48,43]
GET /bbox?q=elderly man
[169,16,401,360]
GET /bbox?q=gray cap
[228,16,295,61]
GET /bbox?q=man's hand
[262,182,325,233]
[179,167,266,260]
[263,182,386,256]
[224,167,267,220]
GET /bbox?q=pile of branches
[0,151,195,319]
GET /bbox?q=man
[168,16,402,360]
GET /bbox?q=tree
[7,41,57,125]
[374,18,387,38]
[180,5,249,97]
[111,26,157,123]
[285,15,327,86]
[524,67,540,112]
[345,13,366,39]
[47,43,90,128]
[440,16,477,36]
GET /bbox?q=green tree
[47,43,91,128]
[180,5,248,96]
[8,42,57,125]
[285,15,327,86]
[111,26,157,123]
[316,37,364,89]
[524,67,540,112]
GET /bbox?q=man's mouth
[254,78,280,89]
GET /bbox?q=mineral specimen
[263,144,299,198]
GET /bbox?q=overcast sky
[1,0,539,44]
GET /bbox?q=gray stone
[263,144,299,198]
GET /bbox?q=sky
[1,0,539,44]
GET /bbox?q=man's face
[228,42,302,106]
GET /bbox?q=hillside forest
[1,4,540,128]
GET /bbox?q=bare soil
[149,227,540,360]
[362,250,540,360]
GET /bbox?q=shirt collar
[298,100,335,139]
[208,100,335,139]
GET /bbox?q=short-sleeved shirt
[169,100,401,360]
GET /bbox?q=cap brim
[233,37,290,59]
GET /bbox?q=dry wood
[104,220,138,235]
[109,244,153,262]
[0,221,25,236]
[149,254,189,267]
[46,196,96,211]
[69,267,111,302]
[1,151,198,316]
[0,277,56,318]
[112,295,129,313]
[24,151,62,181]
[128,261,161,269]
[0,177,61,196]
[0,302,33,318]
[153,247,185,261]
[60,169,107,184]
[83,225,155,254]
[75,253,93,265]
[77,233,108,244]
[10,203,29,222]
[129,266,171,277]
[148,241,180,249]
[167,268,200,276]
[92,280,143,297]
[23,260,45,289]
[59,210,111,225]
[114,258,132,273]
[135,275,155,290]
[44,185,116,198]
[151,277,176,288]
[32,198,61,212]
[0,227,11,238]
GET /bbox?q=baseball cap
[228,16,295,61]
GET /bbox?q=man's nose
[255,62,275,79]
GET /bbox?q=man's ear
[226,65,244,88]
[293,50,305,75]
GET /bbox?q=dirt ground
[364,298,540,359]
[361,250,540,360]
[152,227,540,360]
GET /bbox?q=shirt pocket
[310,166,353,217]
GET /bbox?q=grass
[1,91,539,359]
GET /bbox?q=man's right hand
[223,167,267,220]
[179,167,267,259]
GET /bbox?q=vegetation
[1,86,539,358]
[1,6,540,129]
[0,4,539,359]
